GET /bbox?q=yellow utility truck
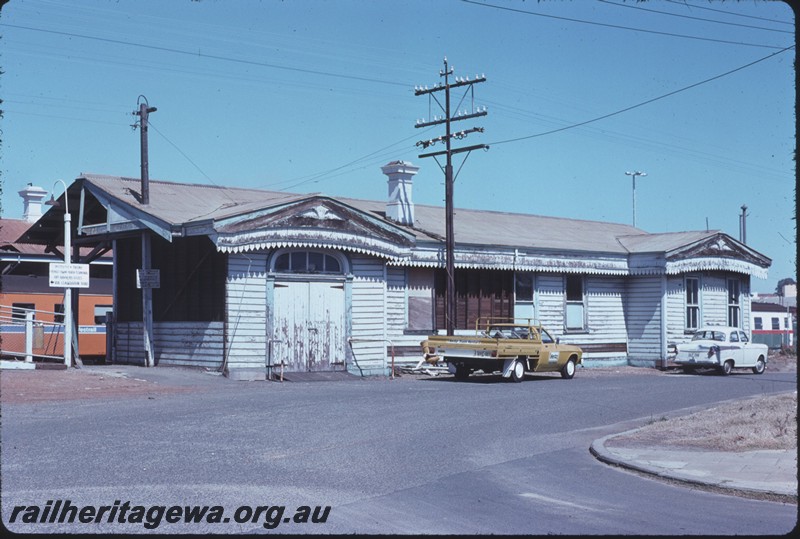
[421,318,583,382]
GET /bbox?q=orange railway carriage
[0,275,112,361]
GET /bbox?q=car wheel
[752,357,766,375]
[560,357,576,379]
[510,359,525,383]
[719,360,733,376]
[454,364,470,380]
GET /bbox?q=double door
[272,280,346,372]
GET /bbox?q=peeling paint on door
[273,281,346,372]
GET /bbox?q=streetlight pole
[625,171,647,227]
[48,179,72,368]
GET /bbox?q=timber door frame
[265,250,352,374]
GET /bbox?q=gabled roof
[213,196,415,258]
[70,174,646,254]
[79,173,311,227]
[1,217,112,265]
[0,219,47,255]
[339,197,646,254]
[19,173,772,277]
[616,230,721,254]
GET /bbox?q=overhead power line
[146,119,217,187]
[0,22,409,88]
[265,127,435,192]
[597,0,793,34]
[460,0,791,49]
[663,0,794,26]
[489,45,795,146]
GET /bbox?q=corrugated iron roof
[342,197,646,253]
[74,174,764,261]
[0,218,51,255]
[1,217,112,259]
[616,230,720,254]
[80,174,311,225]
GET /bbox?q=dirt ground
[608,351,797,452]
[0,365,199,404]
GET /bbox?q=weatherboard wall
[225,253,269,376]
[665,275,687,348]
[579,276,629,361]
[113,321,224,367]
[624,275,664,365]
[348,255,389,376]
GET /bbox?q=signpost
[49,263,90,289]
[48,260,90,368]
[136,268,160,289]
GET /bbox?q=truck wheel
[560,358,576,379]
[454,364,470,380]
[719,360,733,376]
[510,359,525,383]
[752,357,765,375]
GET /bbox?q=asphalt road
[1,367,796,534]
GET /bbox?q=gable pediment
[663,233,771,278]
[212,197,415,257]
[668,234,769,267]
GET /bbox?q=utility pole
[739,204,748,244]
[133,96,157,205]
[415,58,488,335]
[132,96,157,367]
[624,171,647,228]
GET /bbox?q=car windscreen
[692,330,727,342]
[488,327,530,339]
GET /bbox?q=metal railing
[0,304,65,362]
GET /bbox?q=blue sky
[0,0,794,293]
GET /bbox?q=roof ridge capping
[78,173,290,194]
[80,174,642,231]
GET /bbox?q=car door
[727,330,745,366]
[737,330,757,367]
[537,328,560,372]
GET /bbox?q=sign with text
[136,269,161,289]
[49,263,90,288]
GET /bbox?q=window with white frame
[754,317,763,330]
[727,278,741,327]
[685,277,699,330]
[772,317,780,330]
[565,275,585,331]
[273,251,342,274]
[514,273,535,321]
[406,268,434,331]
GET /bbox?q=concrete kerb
[590,430,798,501]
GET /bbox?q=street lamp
[46,179,72,368]
[625,171,647,228]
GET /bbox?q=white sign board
[136,269,161,289]
[49,263,90,288]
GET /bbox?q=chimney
[381,160,419,226]
[18,183,49,223]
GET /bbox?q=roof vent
[18,183,49,223]
[381,160,419,226]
